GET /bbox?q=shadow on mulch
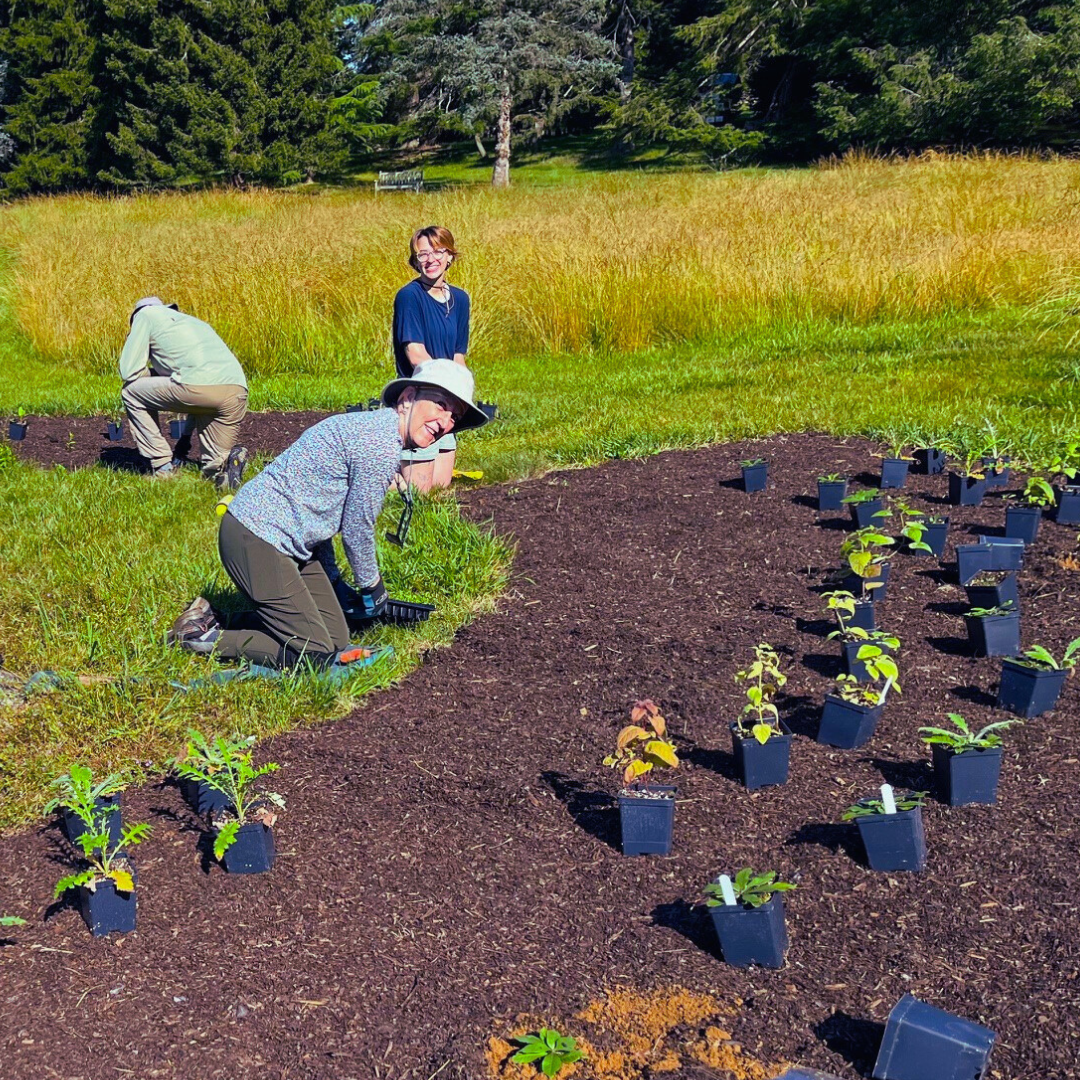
[914,566,954,587]
[541,771,619,851]
[871,757,934,791]
[781,694,822,739]
[813,1011,886,1074]
[650,899,720,959]
[717,477,750,491]
[684,743,739,783]
[924,600,969,617]
[925,635,973,657]
[801,652,841,678]
[786,822,863,862]
[791,494,818,510]
[949,684,998,708]
[796,617,836,639]
[966,523,1005,539]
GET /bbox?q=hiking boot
[167,596,220,647]
[152,461,181,480]
[216,445,249,492]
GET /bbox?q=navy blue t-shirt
[392,279,471,378]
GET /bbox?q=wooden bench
[375,169,424,193]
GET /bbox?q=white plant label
[881,783,897,814]
[717,874,738,906]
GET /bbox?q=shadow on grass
[541,771,619,851]
[813,1011,885,1075]
[99,446,149,474]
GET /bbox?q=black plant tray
[381,599,436,625]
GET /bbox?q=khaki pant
[216,512,349,668]
[121,373,248,476]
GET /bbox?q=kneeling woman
[169,359,487,667]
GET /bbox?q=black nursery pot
[955,543,992,586]
[221,821,276,873]
[78,866,138,937]
[947,472,985,507]
[1057,486,1080,525]
[178,777,232,816]
[841,639,895,682]
[708,895,788,969]
[916,519,949,558]
[817,695,883,749]
[874,993,996,1080]
[1005,505,1041,546]
[8,420,27,441]
[62,795,122,848]
[618,786,676,856]
[963,611,1020,658]
[106,421,124,441]
[345,403,366,413]
[841,560,890,603]
[848,599,876,632]
[880,458,909,489]
[978,535,1024,571]
[996,659,1068,718]
[849,498,884,529]
[914,448,946,474]
[855,807,927,872]
[477,401,498,421]
[168,419,186,439]
[730,724,792,791]
[932,744,1002,806]
[982,457,1011,489]
[963,571,1018,611]
[741,464,768,493]
[817,479,848,511]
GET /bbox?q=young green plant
[511,1028,584,1077]
[175,729,285,860]
[840,525,895,594]
[1011,475,1056,509]
[1009,637,1080,670]
[704,868,796,910]
[891,499,933,554]
[833,643,900,707]
[918,713,1020,752]
[842,790,928,819]
[603,699,679,790]
[43,764,126,830]
[54,804,151,898]
[734,643,787,743]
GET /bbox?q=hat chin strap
[402,397,420,451]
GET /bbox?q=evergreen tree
[374,0,615,186]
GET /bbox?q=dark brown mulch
[6,410,332,472]
[2,433,1078,1080]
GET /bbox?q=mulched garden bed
[6,410,331,471]
[1,432,1078,1080]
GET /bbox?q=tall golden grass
[5,151,1080,378]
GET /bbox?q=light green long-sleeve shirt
[118,306,247,388]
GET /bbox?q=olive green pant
[216,513,349,668]
[121,373,247,475]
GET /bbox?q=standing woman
[393,225,471,491]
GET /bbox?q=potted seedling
[8,407,27,441]
[874,994,996,1080]
[963,601,1020,657]
[818,652,899,749]
[977,533,1024,570]
[842,785,928,872]
[947,451,986,507]
[840,631,900,683]
[174,730,243,816]
[963,570,1018,611]
[54,799,151,936]
[919,713,1020,806]
[823,588,875,636]
[704,868,795,969]
[44,764,124,849]
[914,446,947,475]
[1049,441,1080,524]
[892,499,944,557]
[842,487,886,529]
[817,472,848,511]
[106,413,125,441]
[839,525,894,602]
[511,1028,583,1075]
[176,728,285,873]
[740,457,768,493]
[603,700,679,856]
[1005,475,1055,545]
[997,638,1080,718]
[880,442,912,489]
[731,644,791,790]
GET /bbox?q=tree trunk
[615,0,635,105]
[492,80,511,188]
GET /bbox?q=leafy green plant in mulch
[704,867,796,909]
[917,713,1019,753]
[841,789,928,820]
[511,1028,584,1076]
[734,642,787,743]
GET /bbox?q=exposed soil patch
[1,433,1078,1080]
[7,410,331,472]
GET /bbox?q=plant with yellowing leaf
[734,643,787,743]
[603,699,679,789]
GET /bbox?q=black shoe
[218,446,249,491]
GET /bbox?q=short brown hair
[409,225,458,272]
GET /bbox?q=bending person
[119,296,249,488]
[168,359,488,668]
[392,225,471,492]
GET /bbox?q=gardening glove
[335,574,387,625]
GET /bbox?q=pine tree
[375,0,615,186]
